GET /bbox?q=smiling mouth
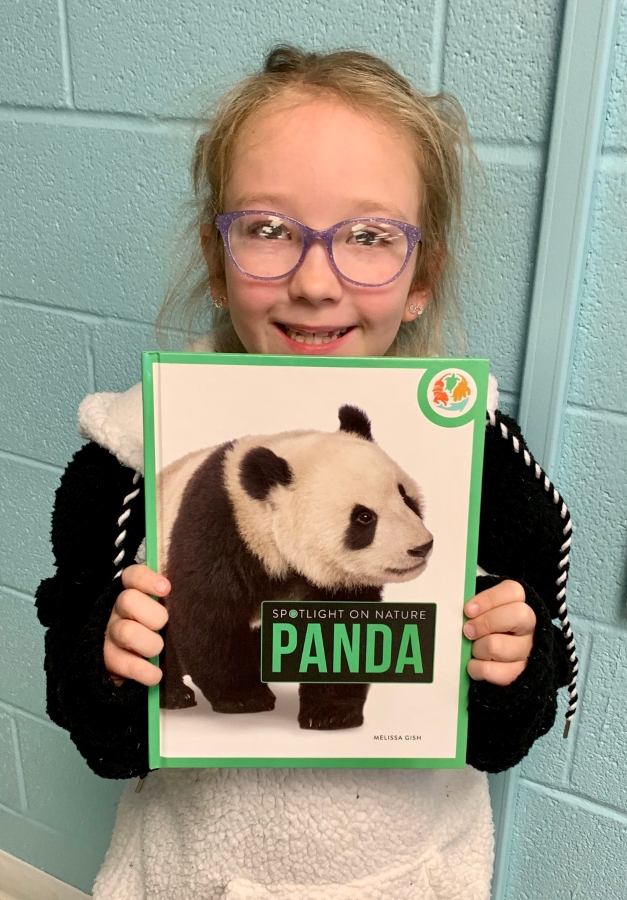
[276,323,355,345]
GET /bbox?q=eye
[346,504,378,550]
[247,217,292,241]
[398,483,422,518]
[348,223,400,247]
[348,225,393,247]
[351,505,378,526]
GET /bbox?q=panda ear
[240,447,294,501]
[338,405,374,442]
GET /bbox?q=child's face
[205,96,430,357]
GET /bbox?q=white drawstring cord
[487,411,578,737]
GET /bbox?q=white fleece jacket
[78,378,499,900]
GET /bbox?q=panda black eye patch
[398,483,423,518]
[344,504,378,550]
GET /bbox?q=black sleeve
[466,574,571,773]
[35,442,150,779]
[466,411,574,773]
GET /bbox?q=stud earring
[214,295,227,309]
[409,304,423,316]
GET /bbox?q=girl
[37,45,575,900]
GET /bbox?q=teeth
[284,327,349,345]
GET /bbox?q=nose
[407,539,434,559]
[288,240,343,306]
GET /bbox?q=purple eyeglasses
[214,211,422,287]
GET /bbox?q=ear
[240,447,294,500]
[338,405,373,441]
[403,242,443,322]
[402,283,432,322]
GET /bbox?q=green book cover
[142,352,489,769]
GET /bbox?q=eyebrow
[230,194,414,224]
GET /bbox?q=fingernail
[156,578,168,593]
[464,623,476,639]
[466,602,479,616]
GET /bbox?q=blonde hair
[157,45,472,356]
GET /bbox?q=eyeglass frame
[214,210,422,288]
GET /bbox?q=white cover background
[152,362,475,761]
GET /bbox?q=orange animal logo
[431,373,471,411]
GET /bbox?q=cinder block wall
[502,4,627,897]
[3,1,623,896]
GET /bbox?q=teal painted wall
[502,4,627,897]
[3,1,622,895]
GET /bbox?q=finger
[471,632,533,663]
[464,602,536,641]
[121,564,170,597]
[108,617,165,658]
[115,589,169,631]
[464,580,526,619]
[104,642,163,687]
[467,658,527,686]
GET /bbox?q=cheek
[348,278,411,327]
[225,268,276,315]
[350,293,409,345]
[224,270,284,350]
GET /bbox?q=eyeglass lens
[227,214,409,285]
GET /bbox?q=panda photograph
[157,403,434,731]
[148,358,481,764]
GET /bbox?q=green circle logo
[417,365,480,427]
[289,609,298,618]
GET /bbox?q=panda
[158,405,434,730]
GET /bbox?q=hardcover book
[142,352,489,769]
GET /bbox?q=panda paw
[160,683,197,710]
[298,708,364,730]
[211,685,276,714]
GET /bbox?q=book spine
[141,351,163,769]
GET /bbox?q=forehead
[225,94,421,224]
[285,433,399,488]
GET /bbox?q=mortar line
[0,800,60,836]
[0,105,199,132]
[599,149,627,170]
[9,716,29,814]
[0,293,154,328]
[0,295,190,349]
[0,584,36,604]
[57,0,75,108]
[0,448,64,474]
[566,401,627,423]
[430,0,450,92]
[473,143,543,167]
[0,700,59,732]
[568,613,627,637]
[497,388,519,402]
[520,776,627,825]
[85,327,96,394]
[472,139,544,150]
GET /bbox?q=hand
[463,580,535,686]
[104,565,170,687]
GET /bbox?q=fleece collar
[78,381,144,473]
[78,373,499,475]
